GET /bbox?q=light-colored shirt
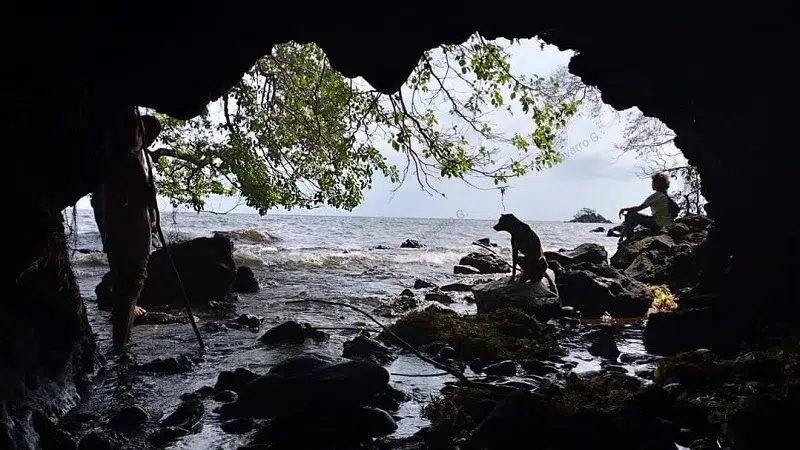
[643,191,673,228]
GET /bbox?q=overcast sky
[75,39,685,222]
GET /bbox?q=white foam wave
[254,247,471,271]
[70,252,108,267]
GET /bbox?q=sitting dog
[493,213,557,294]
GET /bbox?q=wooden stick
[314,326,381,333]
[286,299,522,393]
[286,299,470,383]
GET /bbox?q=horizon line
[68,207,615,223]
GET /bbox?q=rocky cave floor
[37,217,800,450]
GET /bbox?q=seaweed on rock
[385,306,564,365]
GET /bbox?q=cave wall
[2,2,798,448]
[2,211,97,448]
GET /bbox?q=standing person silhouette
[92,111,161,351]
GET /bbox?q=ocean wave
[216,228,280,244]
[70,252,108,268]
[255,247,470,271]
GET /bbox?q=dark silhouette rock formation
[3,3,797,448]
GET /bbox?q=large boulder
[458,252,511,274]
[232,266,259,293]
[623,243,705,292]
[221,355,390,419]
[137,234,236,308]
[250,406,397,448]
[557,262,653,319]
[609,215,714,292]
[544,243,608,267]
[473,270,562,319]
[611,234,676,270]
[644,307,739,356]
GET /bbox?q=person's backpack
[667,195,682,219]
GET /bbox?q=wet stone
[424,291,453,304]
[518,359,559,376]
[586,328,621,360]
[258,320,328,345]
[663,382,684,396]
[342,334,397,365]
[220,417,257,434]
[232,266,259,293]
[602,364,629,373]
[148,426,190,447]
[31,410,76,450]
[619,352,655,365]
[370,385,411,413]
[107,406,149,431]
[134,354,194,374]
[413,279,435,289]
[78,432,116,450]
[200,321,228,333]
[468,358,485,373]
[213,390,238,403]
[252,406,397,447]
[454,265,481,275]
[439,282,472,292]
[160,399,205,433]
[484,360,517,376]
[179,392,199,401]
[235,314,263,329]
[436,346,457,361]
[215,368,260,393]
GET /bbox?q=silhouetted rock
[107,406,148,431]
[414,279,435,289]
[558,262,653,319]
[473,272,561,319]
[160,399,204,433]
[568,209,612,223]
[222,355,390,419]
[343,334,397,365]
[233,266,259,293]
[440,282,472,292]
[137,234,237,308]
[454,265,481,275]
[586,328,621,359]
[400,239,424,248]
[234,314,263,329]
[425,290,453,304]
[545,243,608,267]
[258,321,328,346]
[458,252,511,274]
[611,215,714,292]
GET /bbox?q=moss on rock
[421,385,499,441]
[555,371,644,412]
[653,338,800,447]
[385,306,563,364]
[421,371,646,443]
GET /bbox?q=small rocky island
[567,208,612,224]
